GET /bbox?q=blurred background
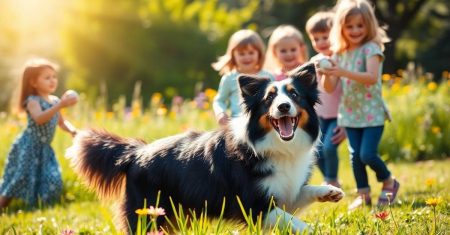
[0,0,449,110]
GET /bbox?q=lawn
[0,106,448,234]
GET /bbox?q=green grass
[0,104,449,234]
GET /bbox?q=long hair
[212,29,266,76]
[16,58,58,112]
[264,25,309,73]
[330,0,389,53]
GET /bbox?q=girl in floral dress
[320,0,399,210]
[0,58,78,208]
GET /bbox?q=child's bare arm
[58,114,77,136]
[322,55,382,85]
[27,96,77,125]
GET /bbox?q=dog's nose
[278,103,291,113]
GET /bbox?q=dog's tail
[66,128,146,199]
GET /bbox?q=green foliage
[381,65,450,161]
[60,0,258,107]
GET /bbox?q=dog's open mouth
[270,115,299,141]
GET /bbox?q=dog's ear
[289,62,320,106]
[289,62,317,89]
[238,75,271,98]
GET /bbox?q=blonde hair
[212,29,266,75]
[306,11,334,35]
[265,25,309,72]
[330,0,389,53]
[16,58,59,112]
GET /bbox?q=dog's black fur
[67,63,344,233]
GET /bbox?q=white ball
[318,58,332,69]
[65,90,79,100]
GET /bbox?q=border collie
[67,63,344,233]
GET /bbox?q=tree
[60,0,259,107]
[373,0,450,74]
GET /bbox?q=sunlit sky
[2,0,69,57]
[0,0,73,79]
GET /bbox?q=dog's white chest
[258,152,314,209]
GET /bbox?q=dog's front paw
[317,185,345,202]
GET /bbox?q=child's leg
[359,126,391,184]
[0,195,12,208]
[321,118,340,186]
[346,127,370,192]
[359,126,400,205]
[346,127,372,210]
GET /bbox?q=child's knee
[360,153,378,165]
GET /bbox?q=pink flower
[356,59,362,65]
[346,108,352,113]
[364,48,371,55]
[61,229,75,235]
[367,114,374,122]
[147,232,164,235]
[148,206,166,217]
[365,92,372,100]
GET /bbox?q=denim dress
[0,95,62,205]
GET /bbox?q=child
[265,25,309,81]
[0,58,78,208]
[320,0,399,210]
[212,29,274,126]
[306,11,346,188]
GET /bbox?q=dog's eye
[290,90,298,98]
[266,93,275,101]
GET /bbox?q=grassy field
[0,106,448,235]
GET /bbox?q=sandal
[348,195,372,211]
[377,179,400,206]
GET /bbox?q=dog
[66,63,344,233]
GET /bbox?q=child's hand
[70,129,78,137]
[331,126,346,144]
[318,59,343,77]
[216,113,230,126]
[60,92,78,108]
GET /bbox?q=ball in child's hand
[318,58,332,69]
[65,90,79,100]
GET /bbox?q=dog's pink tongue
[279,117,293,137]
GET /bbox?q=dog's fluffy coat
[67,63,344,233]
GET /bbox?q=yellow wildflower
[135,208,150,215]
[204,88,217,102]
[431,126,441,134]
[427,82,437,91]
[401,85,411,93]
[151,93,163,107]
[106,112,114,120]
[382,74,391,81]
[156,107,168,116]
[425,197,442,207]
[391,83,401,92]
[425,178,436,187]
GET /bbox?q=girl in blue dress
[0,58,78,208]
